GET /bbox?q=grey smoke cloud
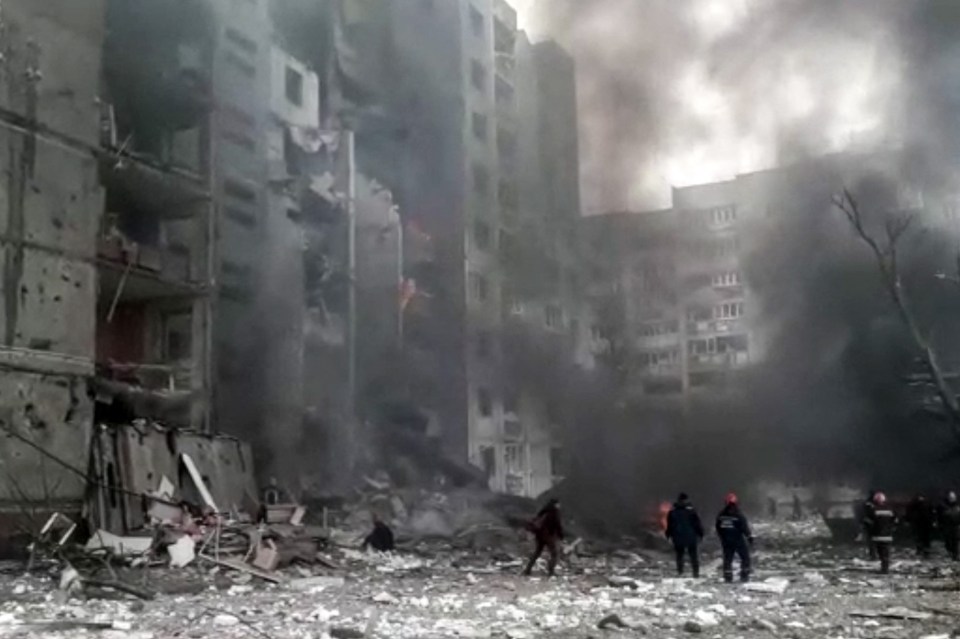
[528,0,906,211]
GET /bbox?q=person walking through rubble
[864,492,897,574]
[859,489,879,560]
[716,493,753,583]
[906,493,935,559]
[938,491,960,561]
[666,493,704,578]
[523,498,563,577]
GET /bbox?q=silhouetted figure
[716,493,753,583]
[906,494,935,558]
[523,498,563,577]
[767,496,778,519]
[362,517,395,552]
[792,494,803,520]
[666,493,704,577]
[939,491,960,561]
[859,489,879,560]
[864,492,896,574]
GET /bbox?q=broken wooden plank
[198,553,284,584]
[181,452,219,512]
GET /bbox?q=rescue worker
[938,491,960,561]
[864,491,896,574]
[362,515,396,552]
[906,493,935,558]
[666,492,704,577]
[716,493,753,583]
[859,489,879,560]
[792,493,803,520]
[523,498,563,577]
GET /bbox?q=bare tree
[832,189,960,435]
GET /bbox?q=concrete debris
[289,576,346,592]
[330,628,366,639]
[213,613,241,626]
[752,618,778,632]
[86,530,155,556]
[597,613,631,629]
[743,577,791,594]
[372,591,400,605]
[850,607,934,621]
[167,535,196,568]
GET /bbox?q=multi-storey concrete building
[587,151,921,401]
[0,0,218,543]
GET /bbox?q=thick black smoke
[531,0,907,210]
[520,2,960,525]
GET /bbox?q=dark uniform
[906,495,935,558]
[859,494,878,560]
[716,497,753,583]
[939,493,960,561]
[363,519,396,552]
[864,496,896,574]
[523,499,563,577]
[666,493,704,577]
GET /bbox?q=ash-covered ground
[2,519,960,639]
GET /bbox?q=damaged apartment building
[0,0,259,548]
[584,150,928,405]
[0,0,594,549]
[271,0,596,497]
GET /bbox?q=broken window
[714,301,745,320]
[477,387,493,417]
[472,112,488,141]
[473,163,490,197]
[162,312,193,362]
[480,446,496,477]
[286,66,304,106]
[470,5,485,37]
[469,271,489,302]
[503,392,519,415]
[504,444,522,474]
[474,220,492,250]
[711,271,741,287]
[471,60,487,92]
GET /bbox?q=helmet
[873,492,887,505]
[725,492,738,505]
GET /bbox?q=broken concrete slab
[252,540,280,572]
[743,577,790,594]
[288,576,346,592]
[86,530,154,556]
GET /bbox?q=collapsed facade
[0,0,592,549]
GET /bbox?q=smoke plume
[530,0,908,211]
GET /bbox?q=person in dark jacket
[859,489,879,560]
[906,494,935,558]
[523,498,564,577]
[939,491,960,561]
[362,516,396,552]
[864,492,896,574]
[716,493,753,583]
[666,493,704,577]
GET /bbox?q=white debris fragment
[168,536,196,568]
[743,577,790,595]
[372,591,400,605]
[213,614,240,627]
[692,610,719,628]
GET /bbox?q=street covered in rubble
[5,518,960,639]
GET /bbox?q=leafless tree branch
[834,189,960,438]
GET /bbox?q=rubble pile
[4,518,960,638]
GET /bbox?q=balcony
[495,53,515,84]
[687,350,750,372]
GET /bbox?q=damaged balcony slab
[97,151,210,221]
[97,258,206,301]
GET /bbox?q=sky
[516,0,903,211]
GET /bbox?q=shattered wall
[0,0,107,546]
